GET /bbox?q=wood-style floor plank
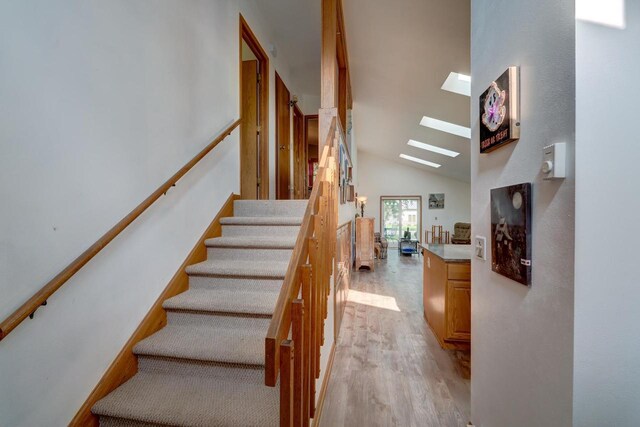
[319,251,470,427]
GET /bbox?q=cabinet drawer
[447,263,470,281]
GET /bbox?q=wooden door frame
[304,114,319,199]
[379,195,423,243]
[275,71,291,200]
[292,104,305,199]
[240,14,269,200]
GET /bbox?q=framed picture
[480,66,520,153]
[490,183,532,286]
[428,193,445,209]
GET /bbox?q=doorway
[240,15,269,200]
[380,196,422,247]
[275,72,291,200]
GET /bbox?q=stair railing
[265,115,340,427]
[0,119,241,341]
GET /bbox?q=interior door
[292,106,304,199]
[241,60,259,199]
[276,73,291,200]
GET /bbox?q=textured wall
[470,1,575,426]
[574,2,640,424]
[0,1,301,424]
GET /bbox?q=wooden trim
[0,121,240,342]
[275,72,291,200]
[69,193,239,426]
[240,14,270,200]
[293,104,305,199]
[379,195,423,242]
[311,342,337,427]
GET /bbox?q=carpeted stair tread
[185,260,288,278]
[134,324,265,366]
[234,199,308,217]
[204,235,297,249]
[92,372,279,426]
[220,216,303,225]
[163,288,278,316]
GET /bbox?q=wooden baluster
[292,299,304,427]
[301,264,312,426]
[308,236,318,417]
[280,340,294,427]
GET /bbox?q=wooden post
[301,265,312,426]
[280,340,294,427]
[307,237,318,417]
[292,300,304,427]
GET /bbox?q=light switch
[542,142,566,180]
[474,236,486,260]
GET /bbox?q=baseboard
[311,342,337,427]
[70,193,239,426]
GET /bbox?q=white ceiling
[343,0,471,181]
[255,0,321,97]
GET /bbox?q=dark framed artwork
[480,66,520,153]
[428,193,445,209]
[490,183,532,286]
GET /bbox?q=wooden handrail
[0,119,241,341]
[265,114,340,426]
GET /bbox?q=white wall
[574,3,640,425]
[470,1,575,426]
[356,150,470,238]
[0,1,306,425]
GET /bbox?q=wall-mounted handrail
[0,119,241,341]
[265,114,340,426]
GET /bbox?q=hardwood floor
[319,251,470,427]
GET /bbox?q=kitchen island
[422,244,472,350]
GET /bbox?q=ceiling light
[399,154,441,168]
[408,139,460,157]
[420,116,471,139]
[441,72,471,96]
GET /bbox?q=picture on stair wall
[480,66,520,153]
[490,182,532,286]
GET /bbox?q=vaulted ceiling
[343,0,471,181]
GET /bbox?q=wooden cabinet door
[446,280,471,341]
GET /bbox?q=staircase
[92,199,308,427]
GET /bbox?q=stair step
[234,199,308,217]
[185,260,288,279]
[220,217,301,238]
[164,288,278,317]
[205,236,296,261]
[134,324,265,366]
[204,235,297,248]
[220,216,303,226]
[92,372,279,426]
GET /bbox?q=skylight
[399,154,441,169]
[576,0,625,29]
[408,139,460,158]
[420,116,471,139]
[441,72,471,96]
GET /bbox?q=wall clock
[479,66,520,153]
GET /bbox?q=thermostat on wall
[542,142,566,180]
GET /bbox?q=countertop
[420,244,472,263]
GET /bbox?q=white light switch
[474,236,486,260]
[542,142,566,180]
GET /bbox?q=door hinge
[257,72,262,84]
[256,125,262,135]
[257,177,262,185]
